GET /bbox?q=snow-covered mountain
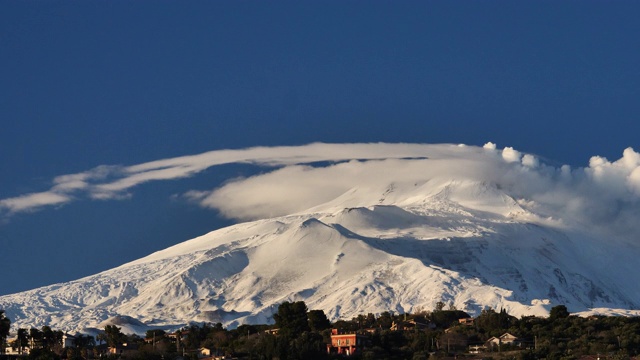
[2,144,640,333]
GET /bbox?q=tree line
[3,304,640,360]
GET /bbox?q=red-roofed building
[326,329,369,356]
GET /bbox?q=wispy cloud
[0,143,439,215]
[2,143,640,240]
[0,191,71,213]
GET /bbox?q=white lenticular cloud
[0,192,70,213]
[1,142,640,241]
[1,143,458,215]
[200,157,501,220]
[181,190,213,202]
[187,144,640,241]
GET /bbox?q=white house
[62,333,76,348]
[486,333,520,349]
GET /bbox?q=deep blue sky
[1,1,639,296]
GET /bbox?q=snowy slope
[2,156,640,333]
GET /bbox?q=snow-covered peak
[2,144,640,334]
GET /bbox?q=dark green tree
[549,305,570,320]
[144,329,166,351]
[273,301,310,338]
[308,309,331,331]
[27,347,61,360]
[73,334,95,348]
[376,311,394,329]
[0,310,10,354]
[289,331,327,360]
[67,334,96,360]
[145,329,166,340]
[95,332,107,347]
[103,325,125,347]
[474,308,514,335]
[40,326,55,350]
[431,310,471,329]
[15,328,29,354]
[29,327,43,349]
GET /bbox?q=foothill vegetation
[2,303,640,360]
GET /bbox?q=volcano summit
[2,143,640,333]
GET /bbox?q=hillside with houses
[2,303,640,360]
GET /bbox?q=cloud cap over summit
[2,143,640,242]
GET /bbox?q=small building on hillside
[326,329,369,356]
[468,344,487,354]
[4,334,27,356]
[109,343,139,357]
[485,333,520,349]
[458,317,475,326]
[199,347,226,358]
[390,319,434,331]
[62,333,76,348]
[199,347,213,357]
[168,330,190,342]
